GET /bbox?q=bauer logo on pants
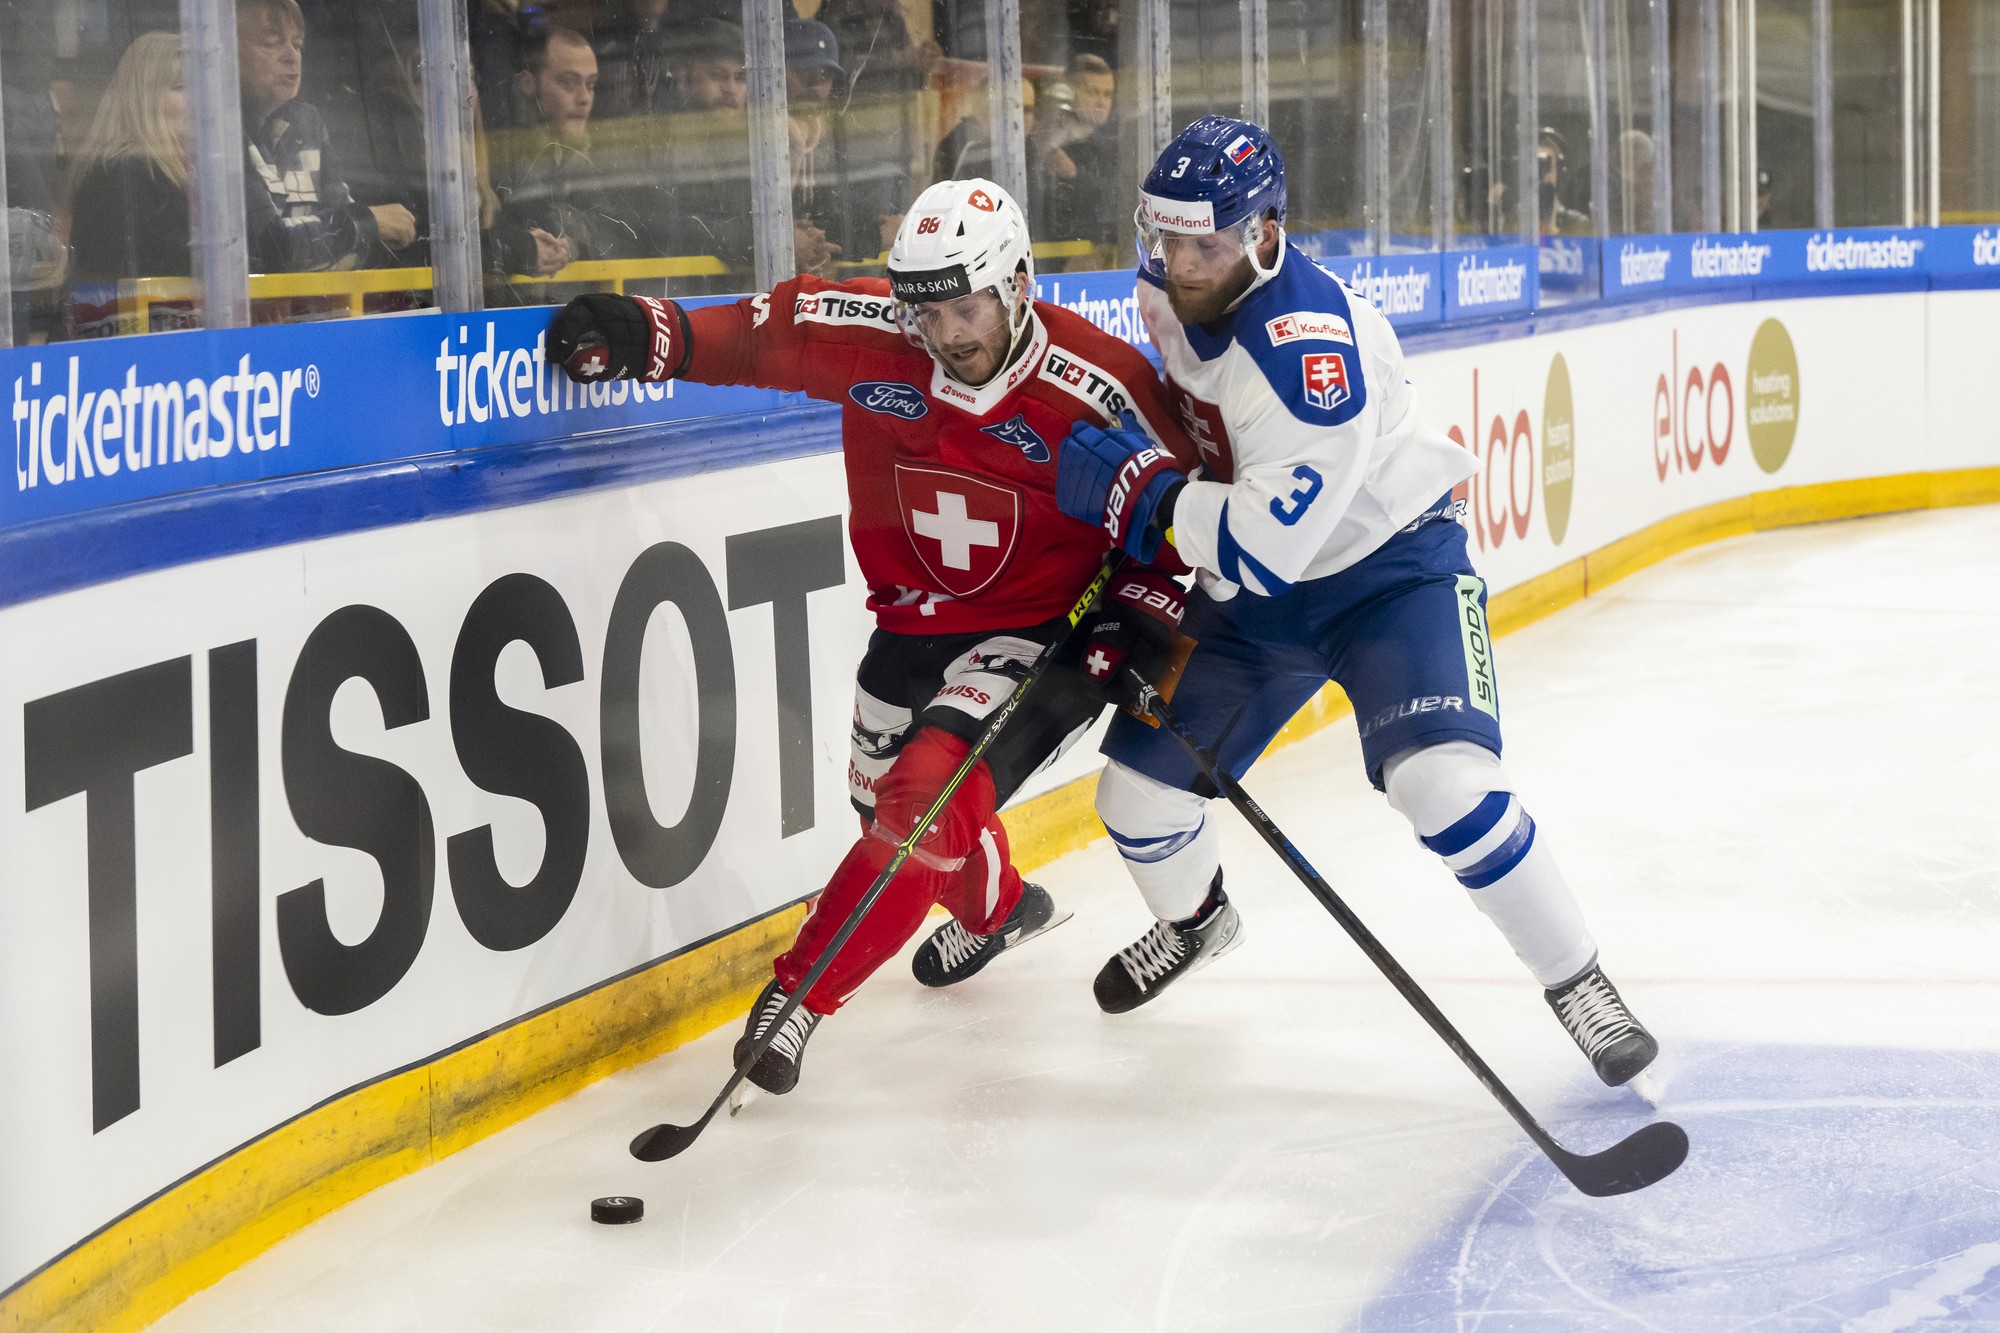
[1455,575,1499,718]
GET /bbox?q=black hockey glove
[545,293,691,383]
[1081,569,1191,721]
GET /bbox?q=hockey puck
[590,1196,644,1225]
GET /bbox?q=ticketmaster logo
[1690,237,1774,278]
[433,322,672,427]
[1455,255,1527,307]
[1343,262,1432,316]
[1618,243,1672,285]
[12,352,317,492]
[1540,239,1585,277]
[1806,231,1923,271]
[1974,228,2000,267]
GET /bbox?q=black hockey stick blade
[1548,1119,1690,1197]
[630,1108,720,1162]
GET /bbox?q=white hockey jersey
[1142,243,1475,598]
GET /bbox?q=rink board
[3,285,1998,1331]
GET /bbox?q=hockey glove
[1057,416,1186,562]
[1081,569,1190,718]
[545,293,691,383]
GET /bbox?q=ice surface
[148,506,2000,1331]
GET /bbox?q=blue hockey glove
[1057,416,1186,562]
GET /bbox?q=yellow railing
[116,255,730,331]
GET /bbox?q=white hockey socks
[1382,742,1596,988]
[1095,760,1220,923]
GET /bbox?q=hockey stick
[629,553,1126,1163]
[1126,670,1689,1197]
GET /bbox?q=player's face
[907,288,1015,384]
[1159,229,1254,324]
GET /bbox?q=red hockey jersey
[680,276,1199,635]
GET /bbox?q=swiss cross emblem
[893,464,1022,599]
[1301,352,1350,411]
[967,189,996,211]
[1168,379,1236,482]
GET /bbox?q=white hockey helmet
[888,178,1036,383]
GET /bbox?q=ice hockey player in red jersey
[546,178,1201,1096]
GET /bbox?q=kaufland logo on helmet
[967,189,996,212]
[1143,193,1214,233]
[1224,135,1257,166]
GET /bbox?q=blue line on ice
[1358,1045,2000,1330]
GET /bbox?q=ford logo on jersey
[979,412,1050,462]
[850,381,930,419]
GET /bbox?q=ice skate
[911,882,1072,988]
[1545,964,1658,1086]
[1094,879,1243,1014]
[732,978,823,1095]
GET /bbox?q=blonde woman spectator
[67,32,192,286]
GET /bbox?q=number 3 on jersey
[1270,464,1323,525]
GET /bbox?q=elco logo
[1653,330,1734,481]
[1301,352,1350,411]
[1265,312,1354,346]
[1444,367,1535,553]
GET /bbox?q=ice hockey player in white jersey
[1053,115,1659,1087]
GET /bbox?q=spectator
[593,0,675,120]
[673,19,749,113]
[1058,53,1120,244]
[786,20,848,275]
[1026,77,1088,238]
[238,0,416,272]
[935,76,1037,182]
[817,0,936,95]
[63,32,192,335]
[1537,126,1591,236]
[490,26,636,264]
[1615,128,1656,232]
[658,19,754,274]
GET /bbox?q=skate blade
[1627,1071,1663,1109]
[1014,909,1074,946]
[728,1083,760,1117]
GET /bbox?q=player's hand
[545,293,689,383]
[1057,416,1186,562]
[1082,570,1188,715]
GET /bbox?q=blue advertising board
[2,299,789,532]
[1442,245,1540,320]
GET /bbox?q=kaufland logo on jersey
[1454,254,1528,307]
[1266,312,1354,346]
[1301,352,1350,411]
[1618,243,1673,286]
[1806,231,1923,271]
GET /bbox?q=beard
[1164,255,1256,325]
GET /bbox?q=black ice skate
[911,883,1072,988]
[733,977,823,1095]
[1094,877,1243,1014]
[1545,964,1658,1086]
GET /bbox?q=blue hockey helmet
[1136,116,1287,280]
